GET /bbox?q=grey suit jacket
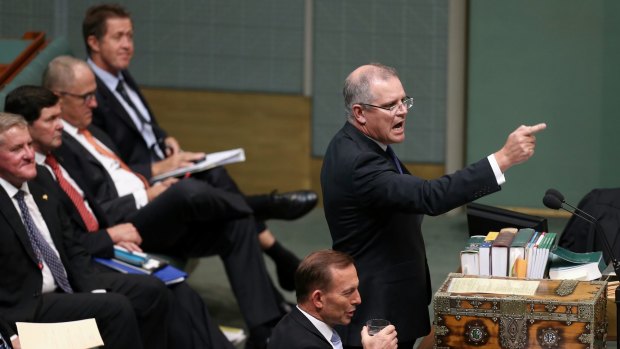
[321,122,501,345]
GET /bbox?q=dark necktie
[386,145,403,174]
[116,80,165,160]
[14,190,73,293]
[116,80,151,129]
[45,154,99,232]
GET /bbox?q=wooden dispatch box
[433,273,607,349]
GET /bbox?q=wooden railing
[0,31,47,89]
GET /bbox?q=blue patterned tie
[14,190,73,293]
[330,331,343,349]
[386,145,403,174]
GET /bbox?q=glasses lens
[404,98,413,109]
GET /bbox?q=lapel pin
[42,194,48,201]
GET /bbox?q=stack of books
[548,247,605,281]
[460,228,557,278]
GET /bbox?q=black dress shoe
[252,190,318,221]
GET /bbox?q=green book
[508,228,535,277]
[549,246,605,280]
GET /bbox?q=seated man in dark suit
[0,112,170,348]
[4,85,236,349]
[269,249,398,349]
[40,55,285,348]
[82,3,317,291]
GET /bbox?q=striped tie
[45,154,99,232]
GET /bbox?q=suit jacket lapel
[342,122,409,174]
[28,182,64,255]
[0,185,43,266]
[95,74,142,135]
[290,308,333,347]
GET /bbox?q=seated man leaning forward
[269,249,397,349]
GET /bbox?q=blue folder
[94,258,187,285]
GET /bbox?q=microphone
[543,188,620,276]
[545,188,597,222]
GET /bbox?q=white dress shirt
[62,121,148,209]
[297,306,342,349]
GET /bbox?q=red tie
[45,154,100,232]
[79,129,151,189]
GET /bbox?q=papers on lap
[17,318,103,349]
[151,148,245,182]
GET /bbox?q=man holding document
[82,3,315,293]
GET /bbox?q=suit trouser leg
[36,292,143,348]
[194,167,268,232]
[167,282,235,349]
[91,272,170,349]
[129,178,252,254]
[186,217,285,329]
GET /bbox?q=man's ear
[87,35,100,54]
[352,105,367,125]
[310,290,324,310]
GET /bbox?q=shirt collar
[0,177,29,199]
[296,305,337,344]
[35,152,47,166]
[61,120,80,137]
[87,57,123,93]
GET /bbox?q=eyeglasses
[59,90,97,104]
[359,96,414,114]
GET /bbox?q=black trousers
[38,272,169,349]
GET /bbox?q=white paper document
[17,318,104,349]
[151,148,246,182]
[448,278,540,296]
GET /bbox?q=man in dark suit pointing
[321,63,546,348]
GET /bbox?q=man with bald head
[321,63,546,348]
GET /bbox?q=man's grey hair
[343,63,399,119]
[0,112,28,145]
[42,55,90,91]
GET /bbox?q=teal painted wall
[467,1,620,208]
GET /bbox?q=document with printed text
[448,278,540,296]
[17,318,103,349]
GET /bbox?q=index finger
[524,123,546,135]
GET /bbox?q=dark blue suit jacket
[321,122,501,345]
[92,70,167,178]
[268,307,332,349]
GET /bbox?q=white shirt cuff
[487,154,506,185]
[133,189,149,209]
[10,334,17,341]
